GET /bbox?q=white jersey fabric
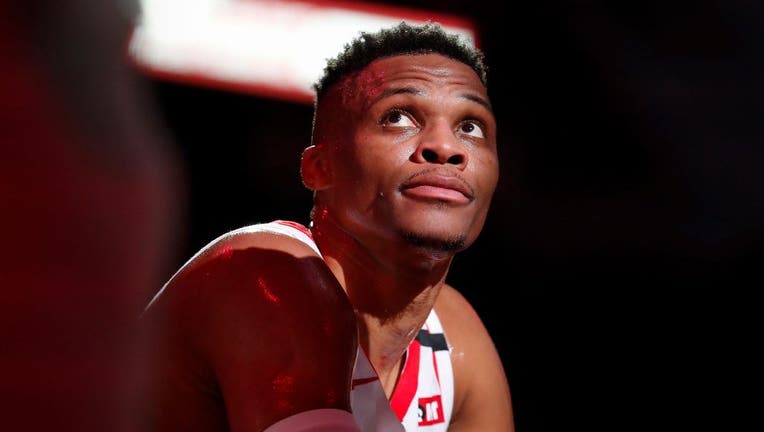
[258,221,455,431]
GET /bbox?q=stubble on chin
[400,229,466,253]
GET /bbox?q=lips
[400,171,474,204]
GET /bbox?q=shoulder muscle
[141,224,358,431]
[434,284,514,431]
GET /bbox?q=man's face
[316,53,499,254]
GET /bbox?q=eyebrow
[463,93,493,111]
[377,86,493,111]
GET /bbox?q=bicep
[150,242,358,432]
[451,339,514,431]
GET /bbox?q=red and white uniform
[352,313,454,432]
[252,221,455,432]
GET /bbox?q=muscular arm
[140,231,359,432]
[435,285,514,432]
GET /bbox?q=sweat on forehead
[334,61,386,107]
[327,53,486,111]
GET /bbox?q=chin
[390,208,478,252]
[400,229,467,253]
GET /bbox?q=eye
[382,110,416,128]
[459,120,485,139]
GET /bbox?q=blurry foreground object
[0,0,183,430]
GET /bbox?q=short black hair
[312,21,488,100]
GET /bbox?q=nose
[412,120,467,167]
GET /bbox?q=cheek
[334,148,407,212]
[471,150,500,190]
[346,133,411,178]
[331,149,381,198]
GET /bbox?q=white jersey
[351,312,454,432]
[259,221,455,431]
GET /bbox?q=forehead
[344,53,488,104]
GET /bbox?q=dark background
[142,1,762,430]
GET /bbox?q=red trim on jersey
[422,322,443,384]
[274,220,312,238]
[390,338,421,420]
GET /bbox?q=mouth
[400,171,475,205]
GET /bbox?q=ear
[300,144,332,190]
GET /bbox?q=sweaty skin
[308,55,499,268]
[140,231,359,432]
[141,53,513,432]
[303,54,513,431]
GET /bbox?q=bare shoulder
[177,221,322,272]
[434,284,515,431]
[140,222,358,431]
[144,221,354,344]
[433,284,495,368]
[433,283,483,336]
[146,222,324,304]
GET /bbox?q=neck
[309,210,451,394]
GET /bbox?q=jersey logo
[417,395,445,426]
